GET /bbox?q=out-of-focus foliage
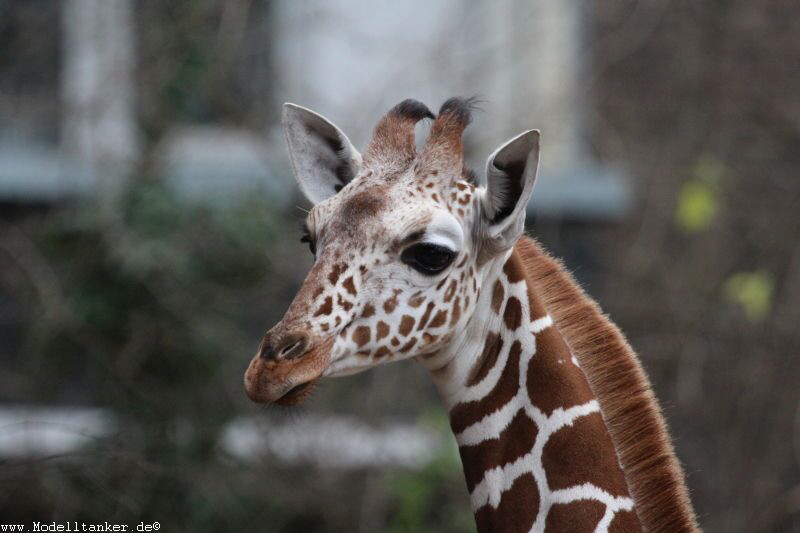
[675,154,725,233]
[2,181,281,527]
[593,1,800,531]
[675,179,718,233]
[136,0,275,139]
[724,271,775,322]
[0,181,470,532]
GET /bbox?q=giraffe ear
[283,103,362,205]
[481,130,540,250]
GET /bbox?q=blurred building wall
[271,0,629,218]
[0,0,628,217]
[61,0,138,187]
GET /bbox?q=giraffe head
[245,98,540,405]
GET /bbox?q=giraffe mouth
[274,378,319,406]
[244,335,335,405]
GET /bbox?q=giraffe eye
[401,243,456,275]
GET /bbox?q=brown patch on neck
[466,331,503,386]
[544,500,606,532]
[491,280,504,314]
[502,297,522,330]
[543,410,631,497]
[514,236,699,532]
[449,341,521,434]
[458,409,537,493]
[610,510,642,531]
[473,472,538,533]
[526,322,594,416]
[502,254,525,283]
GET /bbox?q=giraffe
[244,98,699,532]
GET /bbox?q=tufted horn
[362,99,434,170]
[417,96,477,179]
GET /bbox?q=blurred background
[0,1,798,531]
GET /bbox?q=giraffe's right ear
[282,103,362,205]
[480,130,540,252]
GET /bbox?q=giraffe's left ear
[283,103,362,205]
[481,130,540,250]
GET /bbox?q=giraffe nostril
[277,335,308,360]
[259,343,277,360]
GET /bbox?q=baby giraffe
[244,98,699,532]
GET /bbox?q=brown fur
[418,97,474,178]
[474,473,539,533]
[450,342,522,434]
[363,99,433,169]
[515,236,700,532]
[546,500,606,532]
[459,409,538,493]
[467,331,503,386]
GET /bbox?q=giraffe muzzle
[244,334,335,405]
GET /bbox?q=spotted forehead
[313,178,414,227]
[310,164,478,252]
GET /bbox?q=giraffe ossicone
[244,98,699,533]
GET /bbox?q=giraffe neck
[420,243,642,533]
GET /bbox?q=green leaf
[675,180,718,232]
[724,271,774,322]
[675,153,728,233]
